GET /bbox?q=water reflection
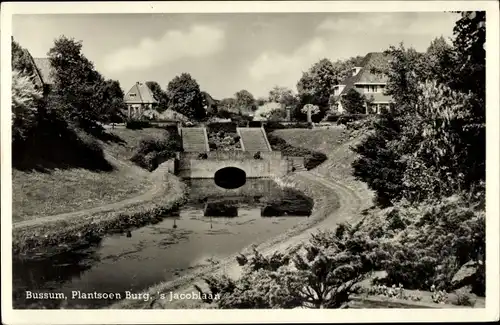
[12,178,313,309]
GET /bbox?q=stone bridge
[176,151,292,180]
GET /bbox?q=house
[124,82,158,118]
[22,49,55,95]
[333,52,392,114]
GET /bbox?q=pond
[12,178,313,309]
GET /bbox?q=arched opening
[214,167,246,189]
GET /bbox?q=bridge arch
[214,167,246,189]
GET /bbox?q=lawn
[271,127,354,175]
[12,127,171,222]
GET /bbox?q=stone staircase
[237,127,272,152]
[290,158,306,172]
[181,127,209,152]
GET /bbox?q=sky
[12,12,459,99]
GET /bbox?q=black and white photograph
[1,1,499,324]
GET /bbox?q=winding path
[13,155,170,229]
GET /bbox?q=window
[129,93,136,97]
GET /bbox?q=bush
[249,121,263,127]
[323,112,342,122]
[337,114,366,125]
[130,133,181,171]
[207,122,237,135]
[355,196,485,295]
[266,133,327,170]
[126,120,152,130]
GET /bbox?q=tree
[253,102,284,121]
[341,89,366,114]
[422,36,455,85]
[301,104,320,123]
[11,37,36,77]
[256,97,267,107]
[97,79,127,123]
[166,73,205,120]
[11,69,42,142]
[48,36,105,129]
[234,89,256,113]
[297,58,337,110]
[146,81,168,112]
[352,112,406,206]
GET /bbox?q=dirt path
[13,157,168,229]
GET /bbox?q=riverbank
[12,164,187,260]
[113,130,373,309]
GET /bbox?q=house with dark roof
[333,52,393,114]
[124,82,158,118]
[22,50,55,95]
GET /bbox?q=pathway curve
[13,156,170,229]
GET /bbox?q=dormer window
[352,67,362,76]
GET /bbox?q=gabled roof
[32,57,55,85]
[338,52,391,96]
[125,82,157,104]
[20,49,51,88]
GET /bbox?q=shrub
[126,120,152,130]
[130,133,181,171]
[266,134,326,170]
[207,122,237,135]
[337,114,366,125]
[249,121,263,127]
[355,196,485,294]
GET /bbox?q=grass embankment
[13,168,187,260]
[12,127,169,222]
[271,126,372,195]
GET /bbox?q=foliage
[256,97,267,106]
[48,36,107,130]
[341,89,366,114]
[300,104,320,123]
[268,86,298,109]
[166,73,205,120]
[196,223,375,308]
[253,102,283,121]
[357,196,485,295]
[297,58,337,112]
[146,81,169,112]
[353,11,485,206]
[11,69,42,142]
[12,38,36,77]
[266,133,326,170]
[352,112,406,206]
[130,132,181,171]
[234,89,257,113]
[295,56,364,121]
[207,122,237,135]
[126,120,152,130]
[96,79,127,123]
[364,284,422,301]
[218,98,237,112]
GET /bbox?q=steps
[181,127,209,152]
[237,127,272,152]
[290,159,306,172]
